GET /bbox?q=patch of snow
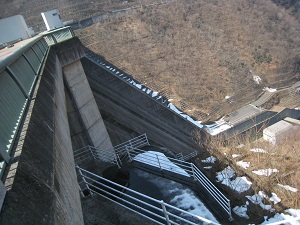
[152,91,158,97]
[246,192,273,211]
[216,166,235,181]
[270,193,281,204]
[264,87,277,93]
[252,169,278,176]
[201,156,217,164]
[136,170,219,224]
[232,154,241,158]
[205,118,232,136]
[250,148,267,153]
[204,166,212,169]
[133,151,190,177]
[135,84,142,89]
[278,184,298,192]
[233,203,250,219]
[170,189,219,223]
[167,103,204,128]
[253,75,262,84]
[286,209,300,217]
[216,167,252,193]
[260,210,300,225]
[237,161,250,169]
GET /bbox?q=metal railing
[74,145,121,168]
[0,26,75,178]
[114,134,149,163]
[43,26,75,46]
[126,147,232,220]
[76,166,220,225]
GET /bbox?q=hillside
[76,0,300,120]
[1,0,300,121]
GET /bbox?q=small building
[0,15,34,47]
[41,9,63,31]
[263,119,300,145]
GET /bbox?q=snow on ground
[237,161,251,169]
[232,154,241,158]
[134,151,190,177]
[246,192,273,211]
[250,148,268,153]
[205,118,232,136]
[216,166,252,193]
[260,209,300,225]
[136,170,219,224]
[278,184,298,192]
[269,193,281,204]
[204,166,212,169]
[253,75,262,84]
[252,169,278,176]
[264,87,277,93]
[233,202,250,219]
[201,156,217,163]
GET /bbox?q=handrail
[126,147,232,220]
[76,166,220,225]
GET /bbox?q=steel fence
[77,166,220,225]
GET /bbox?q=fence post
[125,146,132,162]
[156,154,162,170]
[89,146,96,159]
[227,200,233,221]
[76,166,92,196]
[160,200,171,225]
[191,163,197,181]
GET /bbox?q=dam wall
[81,57,203,155]
[0,45,84,224]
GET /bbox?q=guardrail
[76,166,220,225]
[74,145,121,168]
[126,147,232,220]
[0,26,75,178]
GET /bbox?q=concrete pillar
[63,60,114,162]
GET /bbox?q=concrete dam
[0,28,234,225]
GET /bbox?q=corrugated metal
[24,48,40,74]
[9,55,36,95]
[0,70,27,160]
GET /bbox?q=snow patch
[246,192,273,211]
[232,154,241,159]
[270,193,281,204]
[216,166,252,193]
[250,148,267,153]
[237,161,250,169]
[201,156,217,164]
[134,151,190,177]
[233,203,250,219]
[252,169,278,176]
[278,184,298,192]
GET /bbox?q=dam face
[0,32,205,224]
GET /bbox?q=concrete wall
[63,60,114,161]
[81,58,202,155]
[0,48,84,225]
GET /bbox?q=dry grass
[205,129,300,210]
[75,0,300,121]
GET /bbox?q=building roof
[264,120,293,135]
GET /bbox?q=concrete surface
[63,60,114,161]
[0,47,84,225]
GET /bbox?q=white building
[0,15,34,45]
[41,9,63,31]
[263,118,300,145]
